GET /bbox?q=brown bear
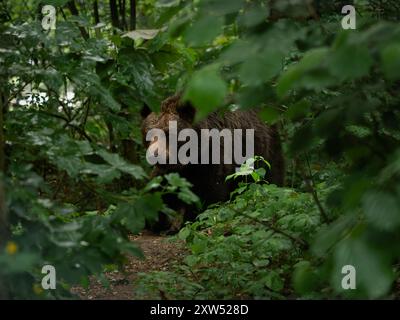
[141,94,285,231]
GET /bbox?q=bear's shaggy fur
[141,94,285,229]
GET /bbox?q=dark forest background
[0,0,400,299]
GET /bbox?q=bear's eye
[140,104,152,118]
[176,102,196,123]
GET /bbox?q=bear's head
[141,95,196,172]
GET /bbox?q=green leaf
[263,271,284,291]
[333,235,393,298]
[252,259,269,267]
[286,99,311,120]
[277,47,329,97]
[144,176,163,192]
[165,173,192,189]
[293,261,318,295]
[328,45,372,80]
[81,164,121,183]
[116,194,163,233]
[381,44,400,80]
[312,214,357,257]
[220,39,255,65]
[239,50,283,86]
[184,15,224,46]
[362,191,400,231]
[97,150,146,180]
[237,84,274,109]
[379,150,400,183]
[114,203,145,234]
[255,167,266,178]
[133,193,164,220]
[199,0,244,15]
[0,253,39,274]
[178,188,200,205]
[260,107,281,125]
[240,5,269,27]
[183,66,228,120]
[71,70,120,112]
[121,242,144,259]
[178,227,191,241]
[190,237,207,254]
[122,29,160,40]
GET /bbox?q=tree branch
[302,155,330,224]
[38,111,93,142]
[231,205,308,249]
[67,0,89,40]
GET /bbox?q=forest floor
[71,231,186,299]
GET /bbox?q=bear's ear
[140,103,152,119]
[177,101,196,123]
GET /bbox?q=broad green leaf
[239,50,283,86]
[286,99,312,120]
[333,235,393,298]
[178,188,200,204]
[183,66,228,120]
[220,39,255,65]
[199,0,244,15]
[115,203,145,234]
[260,107,281,125]
[71,70,120,112]
[362,191,400,231]
[240,5,269,27]
[122,29,160,40]
[121,242,144,259]
[165,173,192,189]
[178,227,191,241]
[328,45,372,80]
[184,15,224,46]
[379,150,400,183]
[134,193,164,220]
[381,44,400,80]
[277,47,329,97]
[81,164,121,183]
[312,214,357,257]
[97,150,146,180]
[263,271,284,291]
[293,261,318,295]
[144,176,163,192]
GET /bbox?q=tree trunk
[67,0,89,39]
[93,0,101,37]
[119,0,127,30]
[106,121,117,152]
[0,91,9,299]
[0,91,8,246]
[93,0,100,24]
[122,139,138,164]
[110,0,120,28]
[129,0,136,30]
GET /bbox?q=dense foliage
[0,0,399,299]
[137,171,323,299]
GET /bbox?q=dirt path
[71,231,186,300]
